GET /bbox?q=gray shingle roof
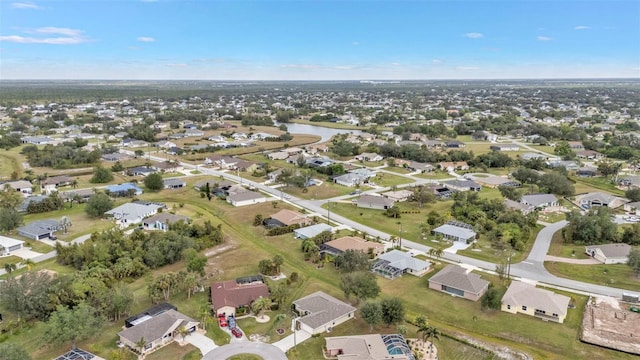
[377,250,431,272]
[118,309,197,344]
[429,265,489,294]
[293,291,355,330]
[521,194,558,207]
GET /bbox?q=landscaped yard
[369,172,414,188]
[383,166,413,175]
[284,181,354,200]
[413,171,455,180]
[458,225,543,264]
[573,176,625,196]
[0,151,23,180]
[547,230,590,259]
[545,261,640,291]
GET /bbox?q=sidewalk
[545,255,600,264]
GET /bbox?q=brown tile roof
[210,280,270,312]
[270,209,310,226]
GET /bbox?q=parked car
[231,328,243,338]
[227,315,236,329]
[218,314,227,327]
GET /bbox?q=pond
[276,122,365,142]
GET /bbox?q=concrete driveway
[185,332,217,355]
[272,330,312,352]
[202,342,287,360]
[11,247,43,260]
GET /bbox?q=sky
[0,0,639,80]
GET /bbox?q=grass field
[547,229,590,259]
[383,166,413,175]
[458,225,542,264]
[544,261,640,291]
[573,177,625,196]
[0,152,22,180]
[413,171,455,180]
[369,172,414,188]
[285,182,354,200]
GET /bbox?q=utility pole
[327,201,331,224]
[397,221,403,249]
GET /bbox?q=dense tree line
[563,207,640,246]
[26,192,64,214]
[511,168,575,196]
[378,143,473,163]
[22,144,101,169]
[56,223,222,275]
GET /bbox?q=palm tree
[135,337,147,357]
[272,255,284,274]
[3,263,17,274]
[176,326,190,342]
[425,326,441,344]
[59,216,72,234]
[252,296,272,320]
[199,305,212,330]
[417,322,430,346]
[21,259,35,271]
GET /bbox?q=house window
[522,306,527,311]
[507,305,511,310]
[552,313,558,317]
[144,343,152,350]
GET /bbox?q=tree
[272,254,284,273]
[176,326,190,342]
[340,271,380,305]
[85,192,114,218]
[626,188,640,202]
[0,185,24,208]
[411,186,435,208]
[334,249,371,272]
[384,205,401,219]
[135,337,148,355]
[311,230,333,245]
[144,173,164,191]
[90,165,114,183]
[270,283,290,307]
[3,263,17,274]
[0,344,32,360]
[481,283,502,310]
[183,248,207,276]
[0,271,56,320]
[0,207,22,232]
[629,247,640,275]
[21,258,35,271]
[252,296,272,319]
[44,303,105,348]
[360,301,383,331]
[380,297,405,326]
[253,214,263,226]
[563,208,618,245]
[495,261,507,281]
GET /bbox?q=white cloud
[165,63,187,67]
[537,36,553,41]
[334,65,356,70]
[574,25,590,30]
[137,36,155,42]
[0,27,90,44]
[432,59,443,64]
[11,2,42,9]
[464,32,484,39]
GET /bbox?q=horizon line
[1,77,639,82]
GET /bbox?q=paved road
[135,152,639,298]
[202,342,287,360]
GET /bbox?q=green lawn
[145,343,199,360]
[538,211,567,224]
[0,151,22,180]
[228,354,263,360]
[285,182,354,200]
[369,172,414,188]
[414,171,454,180]
[544,261,640,291]
[23,240,54,254]
[573,177,625,196]
[458,225,542,264]
[383,166,412,175]
[0,255,22,268]
[547,229,590,259]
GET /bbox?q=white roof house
[585,243,631,264]
[293,223,333,240]
[521,194,559,208]
[372,250,432,279]
[432,222,476,243]
[105,202,162,225]
[0,235,24,256]
[501,281,571,323]
[292,291,356,335]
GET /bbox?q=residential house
[405,161,434,173]
[267,151,290,160]
[226,190,268,207]
[163,178,186,189]
[585,243,631,264]
[432,221,476,243]
[105,202,162,225]
[120,139,149,148]
[41,175,73,194]
[381,190,413,202]
[143,213,189,231]
[444,140,466,148]
[576,150,606,160]
[442,179,481,192]
[428,264,490,301]
[521,194,559,209]
[354,153,383,162]
[372,250,432,279]
[568,141,585,150]
[547,160,580,171]
[0,236,24,256]
[153,161,183,173]
[320,236,385,258]
[127,166,156,177]
[194,179,232,191]
[438,161,469,172]
[423,139,444,149]
[578,192,629,209]
[210,277,270,316]
[490,144,520,151]
[106,183,143,197]
[624,201,640,215]
[21,136,55,144]
[356,194,395,210]
[101,153,132,162]
[3,180,33,196]
[60,188,94,203]
[292,291,356,335]
[504,199,534,215]
[17,219,60,240]
[184,129,204,137]
[269,209,311,227]
[293,223,333,240]
[17,195,48,212]
[501,281,571,323]
[118,309,198,355]
[576,166,598,177]
[521,152,548,161]
[333,173,368,187]
[471,131,498,142]
[471,175,520,189]
[325,334,415,360]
